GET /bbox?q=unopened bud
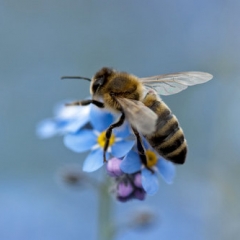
[106,157,123,177]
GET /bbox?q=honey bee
[62,67,212,166]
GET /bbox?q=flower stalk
[98,177,115,240]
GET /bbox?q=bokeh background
[1,1,240,239]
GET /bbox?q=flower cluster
[106,157,146,202]
[37,102,176,200]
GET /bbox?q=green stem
[98,178,115,240]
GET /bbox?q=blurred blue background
[1,1,240,239]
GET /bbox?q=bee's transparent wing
[117,98,158,135]
[140,72,213,95]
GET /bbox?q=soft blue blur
[1,1,240,239]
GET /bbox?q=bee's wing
[139,71,213,96]
[117,98,158,135]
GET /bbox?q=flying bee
[62,67,212,166]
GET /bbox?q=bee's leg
[66,99,104,108]
[131,127,147,166]
[131,127,154,173]
[103,112,125,162]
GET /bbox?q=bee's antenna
[61,76,91,82]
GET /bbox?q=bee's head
[90,67,115,95]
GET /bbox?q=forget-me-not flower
[37,100,177,199]
[120,140,176,195]
[64,105,135,172]
[107,157,146,201]
[36,102,91,138]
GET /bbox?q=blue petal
[61,106,91,133]
[156,158,176,184]
[36,119,58,138]
[55,104,91,132]
[141,168,159,195]
[120,151,141,174]
[63,130,96,152]
[111,140,135,158]
[90,105,114,131]
[62,119,88,133]
[83,149,105,172]
[113,120,132,138]
[37,104,91,139]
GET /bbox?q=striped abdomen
[143,92,187,164]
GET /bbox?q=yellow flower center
[97,131,115,148]
[146,150,158,168]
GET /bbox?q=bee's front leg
[66,99,104,108]
[103,112,125,162]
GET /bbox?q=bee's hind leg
[131,127,154,174]
[103,112,125,162]
[66,99,104,108]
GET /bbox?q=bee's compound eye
[92,77,104,93]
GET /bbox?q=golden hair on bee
[62,67,213,165]
[90,67,145,112]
